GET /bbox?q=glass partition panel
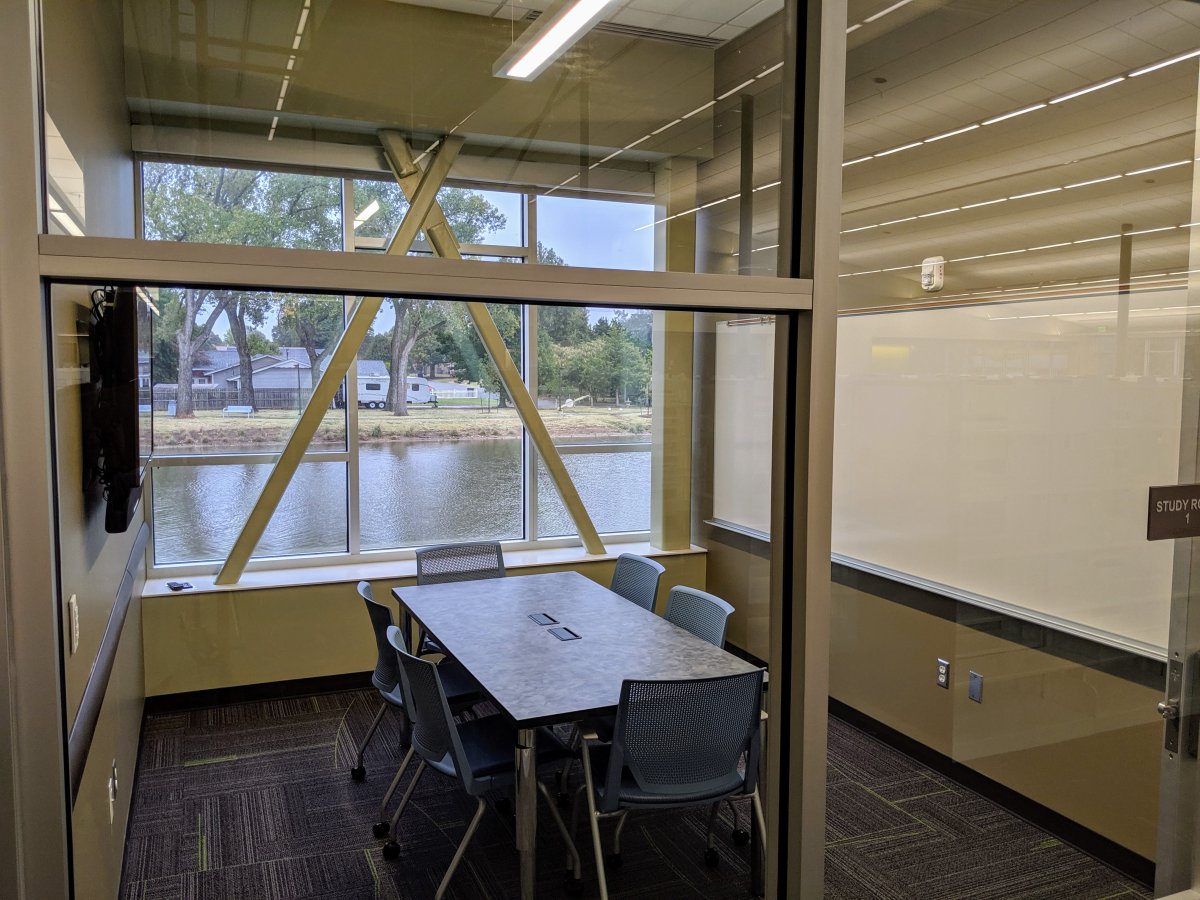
[44,0,792,273]
[833,0,1200,874]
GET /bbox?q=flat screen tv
[87,286,143,533]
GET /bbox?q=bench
[221,405,254,417]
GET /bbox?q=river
[150,438,651,564]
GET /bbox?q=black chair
[352,581,481,841]
[576,670,767,900]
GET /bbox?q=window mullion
[342,179,362,555]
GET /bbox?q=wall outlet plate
[968,670,983,703]
[936,658,950,689]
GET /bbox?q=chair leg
[374,745,415,834]
[706,802,720,850]
[352,702,388,779]
[611,810,630,856]
[537,781,582,880]
[751,788,767,844]
[580,741,609,900]
[434,796,487,900]
[389,759,427,832]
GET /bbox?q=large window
[138,161,657,568]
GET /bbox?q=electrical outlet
[936,658,950,689]
[968,670,983,703]
[68,594,79,656]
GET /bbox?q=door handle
[1159,700,1181,720]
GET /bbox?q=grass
[148,405,653,448]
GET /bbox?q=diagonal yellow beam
[215,296,383,584]
[388,136,463,256]
[379,130,605,554]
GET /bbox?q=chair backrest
[387,625,466,778]
[663,586,735,648]
[415,541,506,585]
[610,553,665,612]
[357,581,399,695]
[604,670,764,810]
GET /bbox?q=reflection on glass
[152,461,347,564]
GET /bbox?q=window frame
[131,159,667,573]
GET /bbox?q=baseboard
[144,671,373,714]
[829,697,1155,889]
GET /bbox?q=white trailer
[356,375,438,409]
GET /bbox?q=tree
[142,162,341,415]
[273,295,344,387]
[385,298,446,416]
[222,327,278,356]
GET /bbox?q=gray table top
[394,571,761,729]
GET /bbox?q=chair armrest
[579,730,600,741]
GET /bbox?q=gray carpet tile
[117,688,1150,899]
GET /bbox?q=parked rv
[357,375,438,409]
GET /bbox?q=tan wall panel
[830,581,1160,858]
[51,285,146,731]
[144,553,707,696]
[705,536,771,662]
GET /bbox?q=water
[151,438,651,564]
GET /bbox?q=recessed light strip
[842,48,1199,167]
[841,159,1192,235]
[270,0,311,141]
[839,222,1188,277]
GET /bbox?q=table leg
[516,727,538,900]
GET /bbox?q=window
[138,161,658,569]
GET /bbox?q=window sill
[142,540,707,598]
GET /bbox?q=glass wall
[831,0,1200,867]
[44,0,791,274]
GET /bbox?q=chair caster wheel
[732,828,750,846]
[704,848,719,868]
[495,797,512,815]
[350,765,366,782]
[382,841,400,860]
[372,821,389,839]
[564,875,584,896]
[606,852,622,869]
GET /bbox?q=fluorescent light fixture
[1125,159,1190,176]
[924,124,980,142]
[843,156,873,166]
[1048,76,1125,104]
[1009,187,1061,199]
[864,0,915,24]
[1130,49,1200,78]
[494,0,615,81]
[1064,174,1122,189]
[846,23,862,34]
[982,103,1047,125]
[353,199,380,229]
[875,141,922,156]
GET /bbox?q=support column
[651,312,693,550]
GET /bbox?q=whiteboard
[713,319,775,536]
[832,289,1188,653]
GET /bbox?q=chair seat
[380,658,481,709]
[428,714,573,781]
[588,744,746,808]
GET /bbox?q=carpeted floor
[117,689,1151,899]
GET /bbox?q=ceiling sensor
[921,256,945,292]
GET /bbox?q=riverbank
[149,406,653,448]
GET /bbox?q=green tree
[272,295,344,387]
[385,299,446,416]
[222,327,279,357]
[142,162,340,415]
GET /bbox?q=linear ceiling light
[495,0,616,81]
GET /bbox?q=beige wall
[143,552,707,696]
[830,581,1161,860]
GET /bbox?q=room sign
[1148,484,1200,540]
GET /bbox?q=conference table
[393,570,762,900]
